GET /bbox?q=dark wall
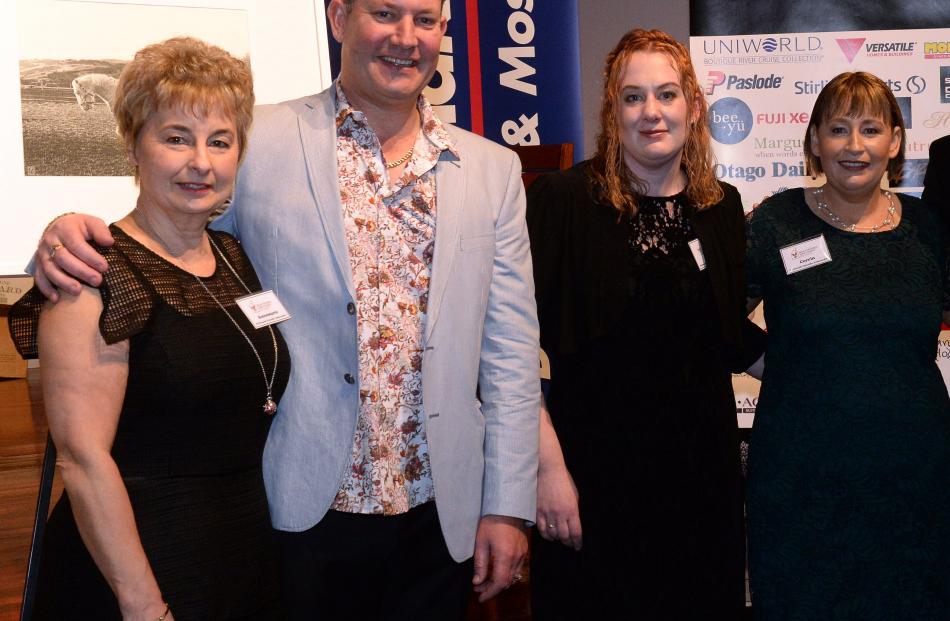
[690,0,950,35]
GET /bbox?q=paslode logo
[836,38,865,63]
[705,71,783,95]
[924,42,950,59]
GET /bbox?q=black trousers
[275,502,473,621]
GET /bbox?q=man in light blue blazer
[33,0,540,617]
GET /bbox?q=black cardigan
[526,160,764,372]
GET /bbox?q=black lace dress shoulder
[10,225,290,620]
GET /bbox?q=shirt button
[347,302,356,315]
[344,373,355,384]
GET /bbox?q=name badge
[688,238,706,271]
[779,234,832,275]
[235,290,292,328]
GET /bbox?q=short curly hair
[113,37,254,177]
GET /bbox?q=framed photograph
[17,0,251,178]
[1,0,330,275]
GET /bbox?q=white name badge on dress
[235,290,292,328]
[779,234,832,275]
[688,238,707,271]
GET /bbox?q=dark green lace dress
[746,188,950,620]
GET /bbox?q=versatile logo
[836,38,865,63]
[924,42,950,60]
[865,41,916,57]
[708,97,753,145]
[705,71,783,95]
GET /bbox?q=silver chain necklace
[195,235,280,415]
[812,187,897,233]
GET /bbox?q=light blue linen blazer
[214,87,540,561]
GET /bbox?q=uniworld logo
[761,38,778,52]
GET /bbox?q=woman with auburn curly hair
[526,29,764,619]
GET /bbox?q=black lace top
[628,193,696,257]
[11,226,281,355]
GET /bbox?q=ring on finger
[49,243,64,260]
[547,523,557,529]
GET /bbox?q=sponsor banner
[692,28,950,426]
[938,332,950,386]
[325,0,583,153]
[691,27,950,212]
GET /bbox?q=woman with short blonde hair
[11,37,288,621]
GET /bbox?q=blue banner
[326,0,583,157]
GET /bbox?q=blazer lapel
[425,149,464,342]
[297,94,355,296]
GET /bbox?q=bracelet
[42,211,76,234]
[155,603,170,621]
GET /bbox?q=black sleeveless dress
[10,226,290,620]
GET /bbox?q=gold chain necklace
[385,144,414,169]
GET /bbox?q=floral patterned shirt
[330,82,458,515]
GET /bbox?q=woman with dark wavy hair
[526,28,763,619]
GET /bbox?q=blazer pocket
[459,232,496,252]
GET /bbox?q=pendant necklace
[195,235,280,415]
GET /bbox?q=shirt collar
[333,80,459,159]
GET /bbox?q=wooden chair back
[509,143,574,188]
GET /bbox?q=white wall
[0,0,331,276]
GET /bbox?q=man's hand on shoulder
[471,514,528,603]
[35,214,113,301]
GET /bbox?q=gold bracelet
[155,602,170,621]
[42,211,76,234]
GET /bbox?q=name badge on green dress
[779,234,832,275]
